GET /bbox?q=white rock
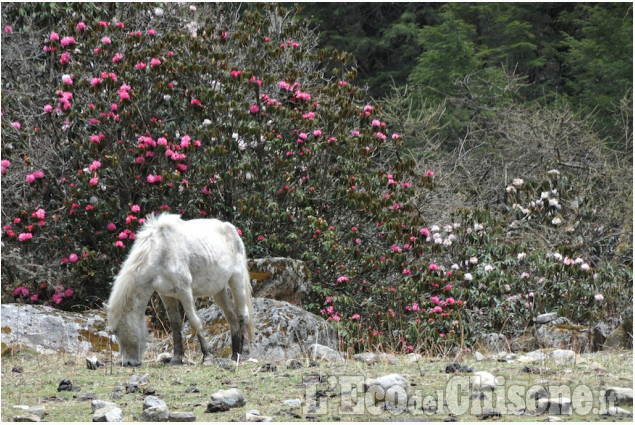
[91,400,118,413]
[283,399,302,408]
[92,406,124,422]
[141,405,169,422]
[470,371,497,391]
[364,374,411,405]
[536,397,572,415]
[550,349,576,364]
[143,395,166,410]
[404,353,422,364]
[210,388,246,407]
[535,312,558,323]
[605,387,634,405]
[308,343,345,363]
[474,351,485,361]
[353,352,378,365]
[525,350,548,361]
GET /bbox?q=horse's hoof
[202,356,214,365]
[169,357,184,365]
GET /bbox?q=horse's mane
[107,213,183,330]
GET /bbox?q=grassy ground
[1,347,632,422]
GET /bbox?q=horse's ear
[103,302,109,310]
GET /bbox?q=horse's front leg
[160,295,185,365]
[179,290,213,364]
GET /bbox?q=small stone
[353,352,378,365]
[141,405,170,422]
[474,352,485,362]
[546,416,563,422]
[125,384,140,394]
[92,406,124,422]
[143,396,167,410]
[129,373,149,386]
[12,366,23,373]
[91,400,119,413]
[86,356,103,370]
[210,388,246,407]
[13,405,29,411]
[284,399,302,408]
[470,371,497,391]
[605,387,634,406]
[364,374,411,405]
[445,362,472,373]
[185,387,200,393]
[168,412,196,422]
[285,359,303,369]
[528,387,549,401]
[536,397,572,415]
[13,414,41,422]
[28,406,45,420]
[143,387,156,396]
[206,400,230,413]
[535,313,558,324]
[308,343,346,363]
[525,350,548,361]
[57,379,73,392]
[258,363,277,373]
[246,410,273,422]
[550,349,576,364]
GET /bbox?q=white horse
[106,213,253,366]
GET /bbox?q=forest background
[0,2,632,354]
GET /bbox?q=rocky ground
[1,346,632,422]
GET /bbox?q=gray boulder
[181,298,337,361]
[478,333,508,353]
[248,258,310,305]
[210,388,246,408]
[1,304,113,355]
[92,406,124,422]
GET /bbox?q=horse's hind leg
[212,288,242,360]
[160,295,185,365]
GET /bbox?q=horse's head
[107,305,147,367]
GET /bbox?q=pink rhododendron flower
[249,104,259,114]
[115,241,125,248]
[50,32,60,41]
[11,122,21,130]
[89,177,99,186]
[35,208,46,220]
[18,232,33,242]
[76,22,86,30]
[337,276,349,283]
[135,61,146,69]
[13,286,29,297]
[60,36,75,47]
[594,293,604,301]
[59,51,71,64]
[107,223,117,231]
[4,26,13,33]
[69,253,78,263]
[351,314,360,320]
[1,159,10,175]
[150,58,161,67]
[112,52,123,63]
[392,133,401,139]
[44,104,53,113]
[429,263,438,271]
[101,36,111,44]
[131,204,140,213]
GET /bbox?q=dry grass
[1,346,632,422]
